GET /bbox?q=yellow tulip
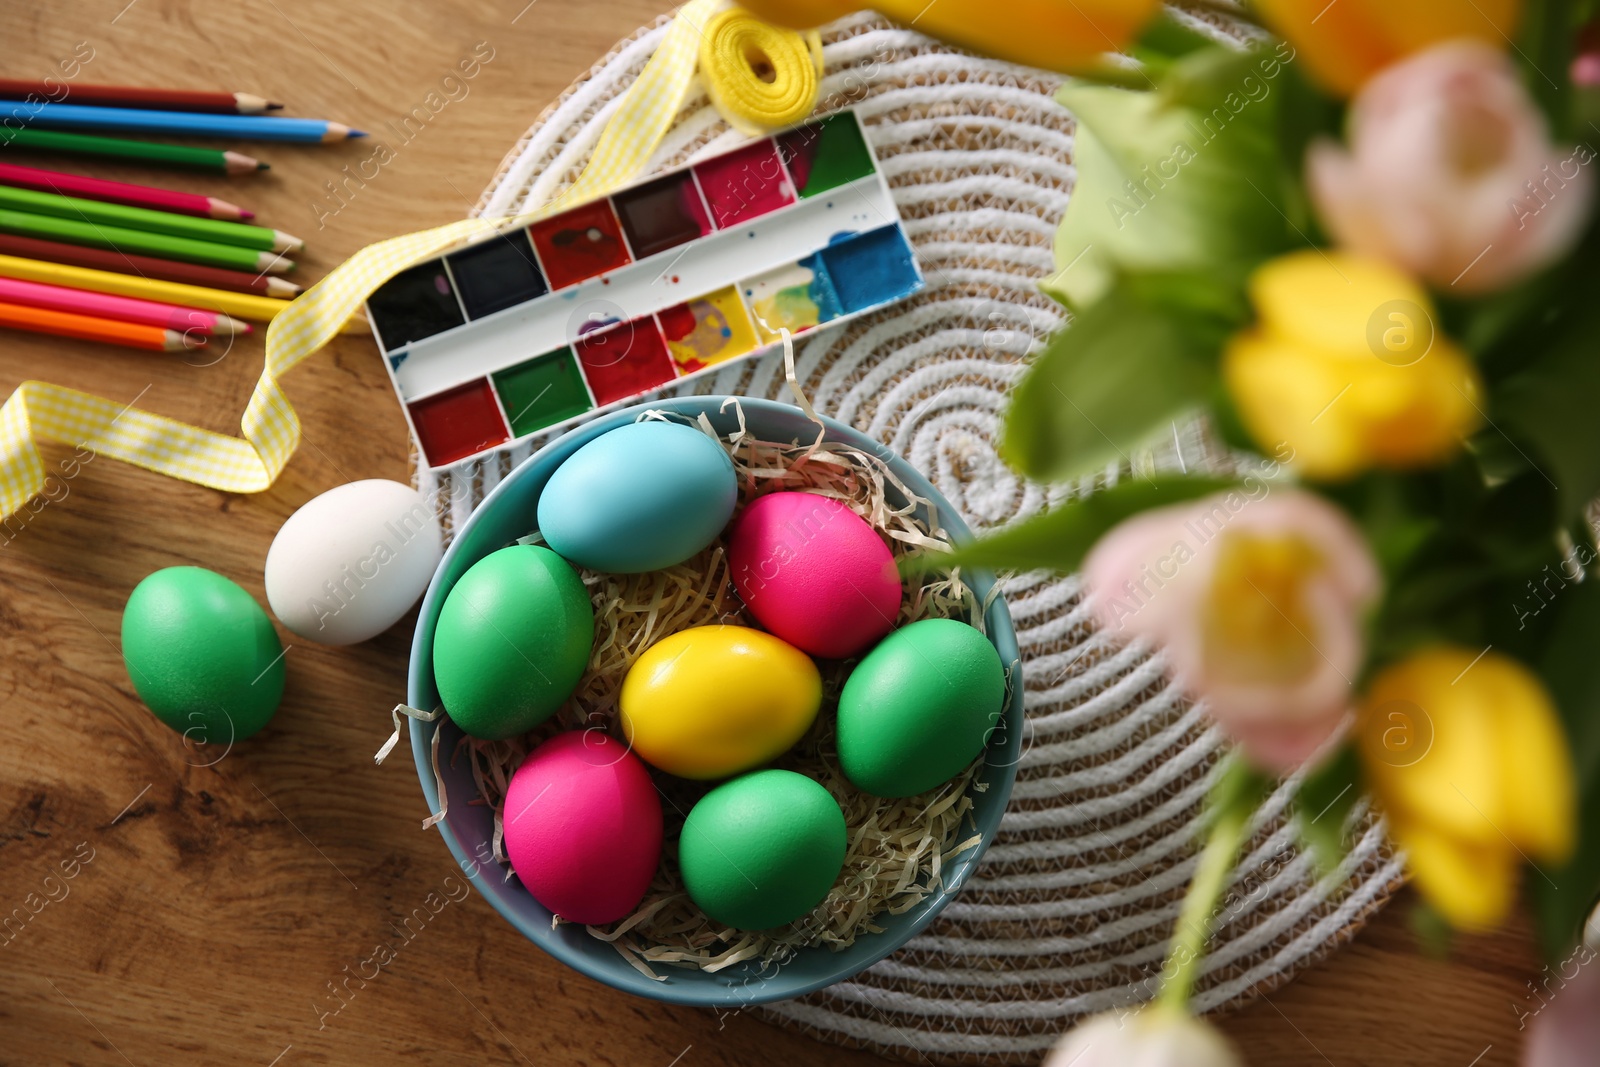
[1222,251,1482,481]
[1253,0,1521,97]
[734,0,1161,73]
[1357,647,1575,929]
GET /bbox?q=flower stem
[1067,60,1158,91]
[1157,803,1251,1012]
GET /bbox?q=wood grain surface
[0,2,1549,1064]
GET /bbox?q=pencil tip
[266,102,285,110]
[257,162,271,170]
[349,129,368,138]
[239,209,256,220]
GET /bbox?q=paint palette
[365,110,924,469]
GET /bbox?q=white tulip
[1044,1009,1243,1067]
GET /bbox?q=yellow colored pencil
[0,254,369,333]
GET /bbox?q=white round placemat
[417,8,1405,1062]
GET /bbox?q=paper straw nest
[447,400,991,977]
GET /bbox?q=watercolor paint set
[364,109,923,469]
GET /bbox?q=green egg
[837,618,1006,798]
[120,566,285,743]
[679,769,846,930]
[432,545,594,740]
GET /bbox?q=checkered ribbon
[0,0,746,518]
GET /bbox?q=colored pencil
[0,276,250,336]
[0,128,265,174]
[0,208,293,273]
[0,254,369,333]
[0,186,302,253]
[0,299,205,351]
[0,103,362,143]
[0,81,281,115]
[0,234,299,296]
[0,162,250,219]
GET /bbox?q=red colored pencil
[0,162,251,220]
[0,80,281,115]
[0,233,300,297]
[0,276,251,336]
[0,299,206,351]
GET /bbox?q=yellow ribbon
[0,0,821,520]
[699,8,824,134]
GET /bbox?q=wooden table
[0,2,1546,1064]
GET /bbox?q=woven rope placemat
[417,9,1405,1063]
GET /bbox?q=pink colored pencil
[0,275,251,336]
[0,162,252,221]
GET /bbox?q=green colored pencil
[0,186,302,253]
[0,127,265,174]
[0,208,292,273]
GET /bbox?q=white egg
[264,480,443,645]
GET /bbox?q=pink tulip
[1309,41,1593,295]
[1522,907,1600,1067]
[1083,488,1379,771]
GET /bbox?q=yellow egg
[619,625,822,779]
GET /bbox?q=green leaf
[1130,11,1222,65]
[1120,265,1254,323]
[1045,46,1296,309]
[1318,471,1441,581]
[1205,378,1261,456]
[1533,579,1600,960]
[1466,426,1538,485]
[1293,744,1363,878]
[1468,470,1562,574]
[1517,0,1574,137]
[1575,82,1600,139]
[1466,210,1600,381]
[906,474,1236,576]
[1001,283,1228,482]
[1491,297,1600,520]
[1270,56,1343,206]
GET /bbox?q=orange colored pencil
[0,299,204,351]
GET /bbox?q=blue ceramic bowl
[408,396,1022,1006]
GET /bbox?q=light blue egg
[537,421,737,573]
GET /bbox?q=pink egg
[502,731,662,926]
[728,491,902,659]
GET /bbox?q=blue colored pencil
[0,102,363,143]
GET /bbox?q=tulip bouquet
[736,0,1600,1060]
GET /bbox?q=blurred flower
[1523,945,1600,1067]
[1309,41,1592,295]
[1357,647,1575,929]
[1043,1008,1242,1067]
[1253,0,1520,97]
[1084,488,1378,772]
[1574,23,1600,86]
[1222,251,1482,480]
[734,0,1160,72]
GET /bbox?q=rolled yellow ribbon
[699,7,823,134]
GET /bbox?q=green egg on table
[678,769,847,931]
[432,544,594,740]
[837,617,1006,798]
[120,566,285,743]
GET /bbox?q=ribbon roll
[699,7,823,134]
